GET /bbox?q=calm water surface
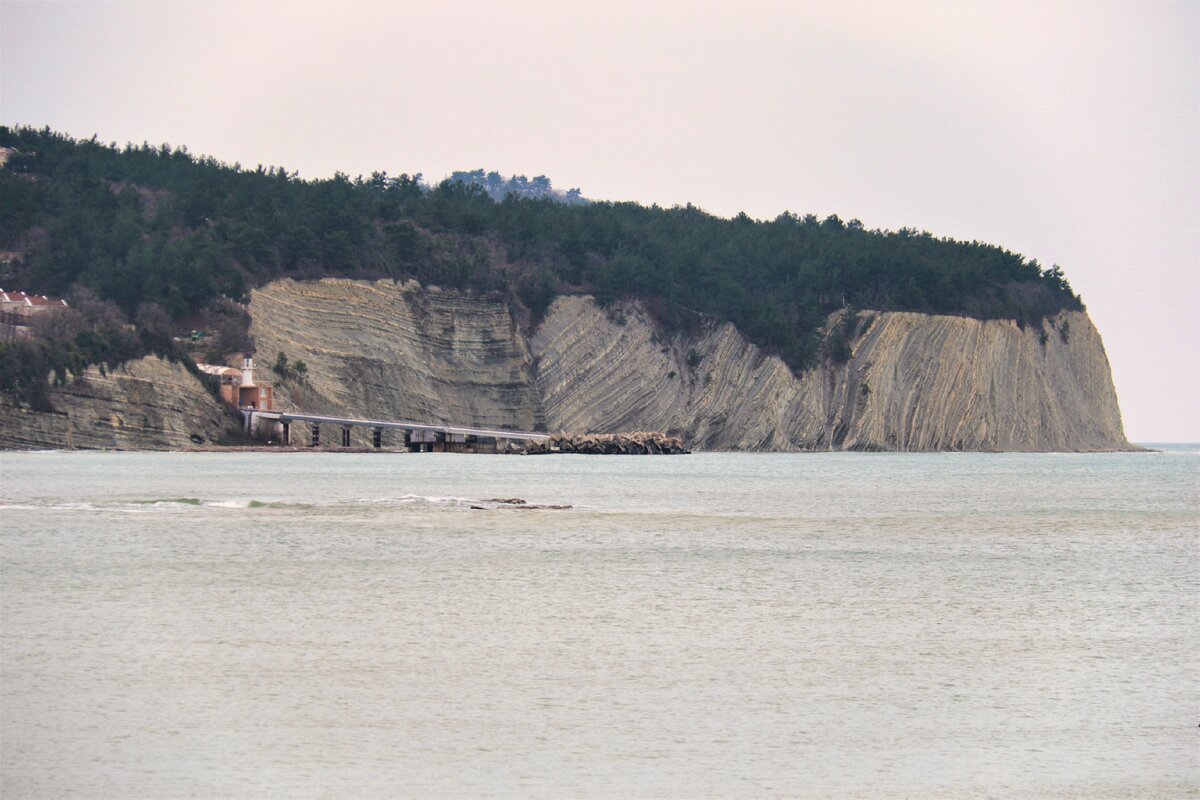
[2,448,1197,798]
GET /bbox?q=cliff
[535,297,1128,451]
[0,278,1129,452]
[249,279,543,432]
[246,279,1131,452]
[0,356,235,450]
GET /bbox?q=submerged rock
[473,498,572,510]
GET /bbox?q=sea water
[1,448,1196,798]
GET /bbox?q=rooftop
[0,290,69,307]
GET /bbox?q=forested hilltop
[0,126,1081,404]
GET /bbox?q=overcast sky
[2,0,1196,441]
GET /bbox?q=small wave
[245,499,313,510]
[202,499,313,510]
[5,495,573,515]
[2,498,314,514]
[352,495,575,511]
[356,494,481,508]
[33,501,166,514]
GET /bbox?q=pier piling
[250,411,550,453]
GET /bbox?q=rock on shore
[523,431,690,455]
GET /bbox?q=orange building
[197,353,274,410]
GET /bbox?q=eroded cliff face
[246,279,1131,452]
[535,296,1130,451]
[0,356,235,450]
[248,279,543,431]
[2,279,1128,451]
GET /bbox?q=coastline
[0,443,1158,454]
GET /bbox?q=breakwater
[522,431,689,455]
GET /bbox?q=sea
[1,447,1196,799]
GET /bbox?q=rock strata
[1,279,1135,452]
[533,296,1133,452]
[249,279,543,440]
[247,280,1132,451]
[0,356,235,450]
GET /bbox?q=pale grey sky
[2,0,1196,441]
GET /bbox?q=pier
[242,410,550,452]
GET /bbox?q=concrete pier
[242,410,550,452]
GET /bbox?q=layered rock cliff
[0,357,236,450]
[246,279,1131,452]
[535,297,1128,451]
[249,279,543,431]
[0,278,1128,451]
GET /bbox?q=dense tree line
[0,125,1082,392]
[0,286,187,410]
[448,169,586,205]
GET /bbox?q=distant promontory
[0,127,1132,451]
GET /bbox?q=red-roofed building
[0,289,69,340]
[0,289,70,315]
